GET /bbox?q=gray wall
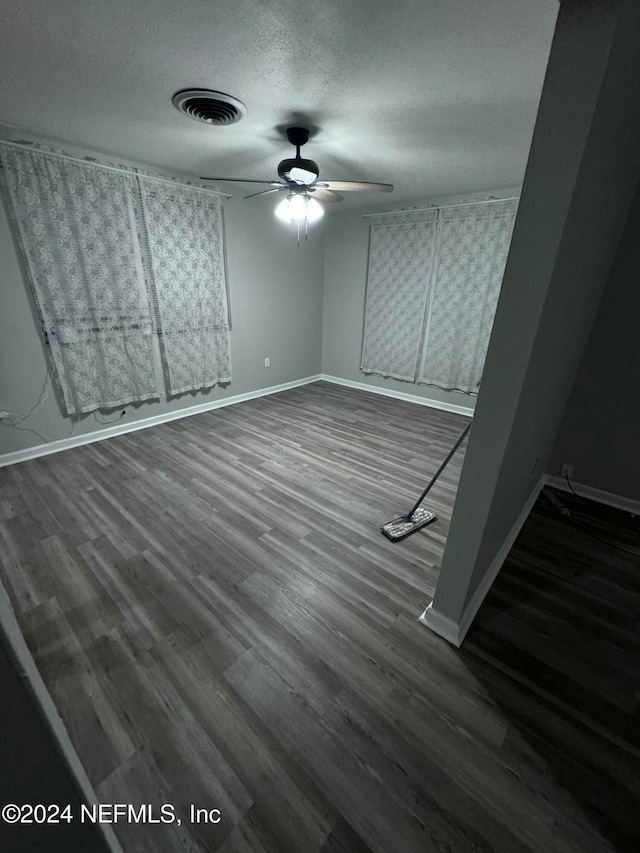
[432,0,640,625]
[548,177,640,503]
[321,188,520,411]
[0,145,324,455]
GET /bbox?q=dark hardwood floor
[465,489,640,853]
[0,631,111,853]
[0,381,638,852]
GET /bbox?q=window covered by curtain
[138,179,231,395]
[361,209,438,381]
[0,142,232,415]
[418,201,517,393]
[361,199,517,394]
[418,199,518,393]
[0,143,159,414]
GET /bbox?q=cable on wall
[0,372,56,441]
[0,371,80,443]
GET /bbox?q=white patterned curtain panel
[138,179,231,395]
[361,209,438,381]
[0,144,160,414]
[418,200,518,393]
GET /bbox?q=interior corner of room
[0,141,508,467]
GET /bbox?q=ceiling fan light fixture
[275,195,294,222]
[289,193,307,221]
[274,192,324,225]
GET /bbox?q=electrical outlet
[264,357,270,367]
[559,462,574,479]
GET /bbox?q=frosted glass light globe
[306,197,324,223]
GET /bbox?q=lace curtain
[418,200,518,393]
[1,143,232,415]
[0,144,159,414]
[361,209,438,381]
[138,179,231,395]
[361,199,517,393]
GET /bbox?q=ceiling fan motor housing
[278,127,318,185]
[278,156,320,185]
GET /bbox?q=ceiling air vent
[172,89,246,126]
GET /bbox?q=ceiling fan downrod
[286,126,310,154]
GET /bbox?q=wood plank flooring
[465,489,640,853]
[0,630,111,853]
[0,382,638,852]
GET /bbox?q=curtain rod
[362,195,520,218]
[0,138,232,199]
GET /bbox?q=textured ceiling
[0,0,558,211]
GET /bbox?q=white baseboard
[0,581,123,852]
[419,602,464,647]
[545,474,640,515]
[421,472,640,649]
[419,474,545,647]
[320,374,474,417]
[0,375,321,468]
[1,373,472,469]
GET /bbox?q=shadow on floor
[0,630,111,853]
[459,491,640,852]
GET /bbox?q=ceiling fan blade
[199,177,282,185]
[289,166,318,185]
[317,180,393,193]
[244,187,288,199]
[310,188,343,203]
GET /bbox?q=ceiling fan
[200,126,393,226]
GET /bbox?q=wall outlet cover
[559,462,574,478]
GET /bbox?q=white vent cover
[172,89,246,126]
